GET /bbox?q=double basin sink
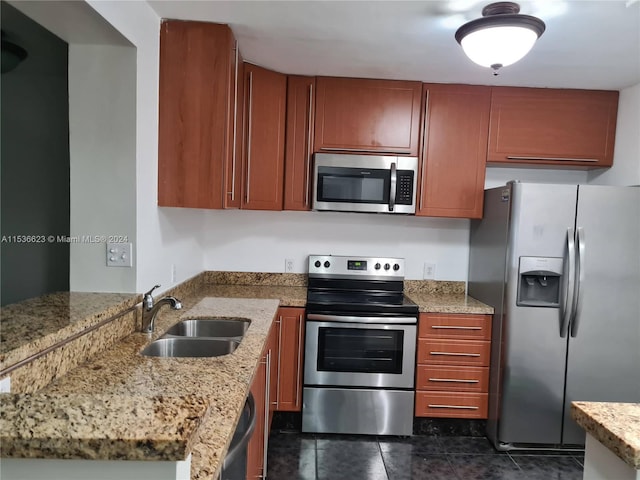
[141,318,250,358]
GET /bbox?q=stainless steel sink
[140,337,239,358]
[164,318,250,338]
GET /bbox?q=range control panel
[308,255,405,279]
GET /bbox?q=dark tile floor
[266,431,585,480]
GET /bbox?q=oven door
[304,315,417,389]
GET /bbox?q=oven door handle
[307,313,417,325]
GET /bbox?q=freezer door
[498,182,578,446]
[563,185,640,445]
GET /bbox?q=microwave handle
[389,162,397,212]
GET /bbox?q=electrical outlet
[106,242,133,267]
[0,376,10,393]
[423,262,436,280]
[285,258,294,273]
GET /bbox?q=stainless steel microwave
[312,153,418,214]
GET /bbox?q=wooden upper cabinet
[224,47,244,209]
[241,63,287,210]
[284,76,316,211]
[417,84,490,219]
[314,77,422,156]
[488,87,619,168]
[158,20,238,209]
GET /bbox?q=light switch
[106,242,133,267]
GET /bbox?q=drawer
[419,313,492,340]
[416,365,489,392]
[417,339,490,366]
[415,392,488,419]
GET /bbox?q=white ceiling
[148,0,640,91]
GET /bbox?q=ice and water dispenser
[517,257,564,307]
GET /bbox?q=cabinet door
[314,77,422,156]
[241,63,287,210]
[268,320,279,429]
[247,352,266,479]
[284,76,315,211]
[487,87,618,167]
[158,20,234,209]
[417,84,490,219]
[275,307,305,412]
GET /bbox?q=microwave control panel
[396,172,414,205]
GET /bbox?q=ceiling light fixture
[455,2,545,75]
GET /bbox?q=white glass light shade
[460,25,538,68]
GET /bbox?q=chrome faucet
[141,284,182,333]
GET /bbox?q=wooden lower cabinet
[274,307,305,412]
[415,313,492,419]
[246,319,279,479]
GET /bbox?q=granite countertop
[0,292,140,372]
[571,401,640,469]
[0,275,493,480]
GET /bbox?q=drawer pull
[431,326,482,330]
[428,404,479,410]
[430,351,481,357]
[428,378,479,383]
[506,156,598,163]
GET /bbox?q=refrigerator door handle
[570,227,586,337]
[560,227,576,338]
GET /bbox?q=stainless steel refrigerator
[468,181,640,451]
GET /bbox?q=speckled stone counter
[571,401,640,469]
[0,292,140,371]
[0,274,493,480]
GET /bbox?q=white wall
[85,1,206,294]
[588,82,640,186]
[68,44,137,292]
[201,210,469,280]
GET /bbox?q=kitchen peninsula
[0,272,492,479]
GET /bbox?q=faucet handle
[143,284,161,309]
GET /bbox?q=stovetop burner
[306,255,419,316]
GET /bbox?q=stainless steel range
[302,255,419,436]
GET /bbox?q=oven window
[317,167,390,204]
[317,327,404,374]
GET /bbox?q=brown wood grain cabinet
[314,77,422,156]
[274,307,305,412]
[158,21,242,209]
[284,76,316,211]
[415,313,492,419]
[417,84,490,219]
[487,87,619,168]
[241,63,287,210]
[247,320,279,479]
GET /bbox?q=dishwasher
[219,392,256,480]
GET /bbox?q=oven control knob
[393,263,400,271]
[375,263,381,270]
[384,263,390,270]
[314,260,321,268]
[324,261,331,268]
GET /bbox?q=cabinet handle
[263,350,271,476]
[431,325,482,330]
[304,84,314,206]
[295,314,303,407]
[505,156,599,163]
[419,90,429,211]
[246,71,254,204]
[428,378,480,384]
[275,318,282,406]
[428,404,479,410]
[430,351,481,357]
[318,147,409,155]
[229,41,239,201]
